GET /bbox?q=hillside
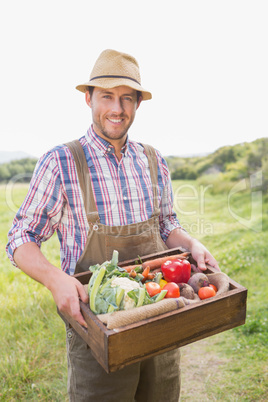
[166,137,268,189]
[0,151,36,164]
[0,157,38,183]
[0,138,267,187]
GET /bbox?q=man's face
[86,86,142,144]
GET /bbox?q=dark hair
[87,86,94,97]
[137,90,142,101]
[87,86,142,102]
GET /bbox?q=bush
[172,166,198,180]
[0,158,37,183]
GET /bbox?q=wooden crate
[60,247,247,373]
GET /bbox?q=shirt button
[123,196,127,200]
[107,147,112,152]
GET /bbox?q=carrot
[142,266,150,280]
[142,252,190,270]
[129,270,137,278]
[122,264,141,273]
[120,252,190,272]
[150,267,162,274]
[147,272,155,281]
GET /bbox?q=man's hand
[14,242,89,328]
[48,270,89,328]
[166,228,221,272]
[190,238,220,272]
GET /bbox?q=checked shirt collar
[85,125,130,158]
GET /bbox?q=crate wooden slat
[60,248,247,373]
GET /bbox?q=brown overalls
[65,140,181,402]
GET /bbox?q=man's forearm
[13,242,63,290]
[13,242,89,326]
[165,227,195,251]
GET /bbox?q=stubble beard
[99,125,128,142]
[93,116,133,143]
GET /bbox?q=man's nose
[111,98,124,113]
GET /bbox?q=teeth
[109,118,122,123]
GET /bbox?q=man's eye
[123,96,133,102]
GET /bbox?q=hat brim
[76,77,152,100]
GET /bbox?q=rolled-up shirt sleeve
[6,152,64,266]
[157,155,183,243]
[159,179,182,242]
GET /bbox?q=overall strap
[65,140,99,224]
[142,143,159,214]
[65,140,160,222]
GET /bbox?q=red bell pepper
[161,258,191,284]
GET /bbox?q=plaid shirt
[7,126,181,275]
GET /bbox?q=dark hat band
[90,75,141,85]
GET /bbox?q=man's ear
[85,91,92,108]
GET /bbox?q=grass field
[173,178,268,401]
[0,179,267,401]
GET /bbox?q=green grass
[1,181,267,401]
[0,185,67,401]
[174,179,268,401]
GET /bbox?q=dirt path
[179,338,230,401]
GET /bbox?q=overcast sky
[1,0,267,158]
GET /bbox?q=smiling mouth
[107,118,124,124]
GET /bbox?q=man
[7,49,219,401]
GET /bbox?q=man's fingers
[207,261,221,272]
[69,296,88,328]
[73,281,88,327]
[72,310,88,328]
[55,276,89,328]
[195,254,221,272]
[76,280,89,303]
[196,255,207,271]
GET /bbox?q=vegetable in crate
[88,250,167,314]
[178,283,195,299]
[162,282,180,298]
[187,273,209,293]
[161,258,191,283]
[145,282,161,297]
[198,286,216,300]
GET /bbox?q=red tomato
[198,286,216,300]
[161,259,191,283]
[163,282,180,298]
[209,284,218,292]
[145,282,161,297]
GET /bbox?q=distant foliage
[172,166,198,180]
[167,137,268,190]
[1,138,268,191]
[0,158,37,183]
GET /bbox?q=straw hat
[76,49,152,100]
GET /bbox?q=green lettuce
[88,250,167,314]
